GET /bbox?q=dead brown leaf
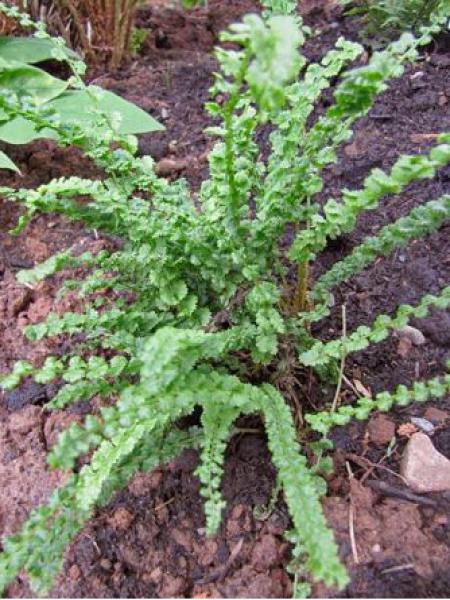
[397,423,418,438]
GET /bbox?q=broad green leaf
[0,149,19,172]
[0,87,163,143]
[0,36,78,64]
[0,116,56,144]
[48,87,164,135]
[0,61,68,104]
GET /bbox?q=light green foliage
[16,249,98,286]
[244,15,304,112]
[129,28,148,56]
[261,386,348,588]
[0,426,203,596]
[197,402,242,534]
[261,0,298,15]
[181,0,208,8]
[0,35,78,64]
[0,359,34,390]
[0,1,449,596]
[48,88,164,136]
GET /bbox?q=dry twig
[346,461,359,565]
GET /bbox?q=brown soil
[1,1,450,598]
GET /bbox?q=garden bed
[0,0,449,597]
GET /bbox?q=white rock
[401,432,450,493]
[396,325,426,346]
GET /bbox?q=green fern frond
[299,286,450,367]
[314,194,450,296]
[306,372,450,435]
[197,403,243,535]
[255,31,426,249]
[259,385,349,588]
[0,426,203,596]
[289,140,450,264]
[0,477,88,597]
[257,37,364,225]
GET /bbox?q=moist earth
[1,0,450,597]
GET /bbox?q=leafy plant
[0,1,449,597]
[181,0,207,8]
[0,7,162,172]
[6,0,143,69]
[129,27,148,57]
[340,0,450,41]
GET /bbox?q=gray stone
[401,432,450,493]
[410,417,435,435]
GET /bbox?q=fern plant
[340,0,450,41]
[0,1,449,596]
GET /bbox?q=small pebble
[401,433,450,493]
[411,417,435,435]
